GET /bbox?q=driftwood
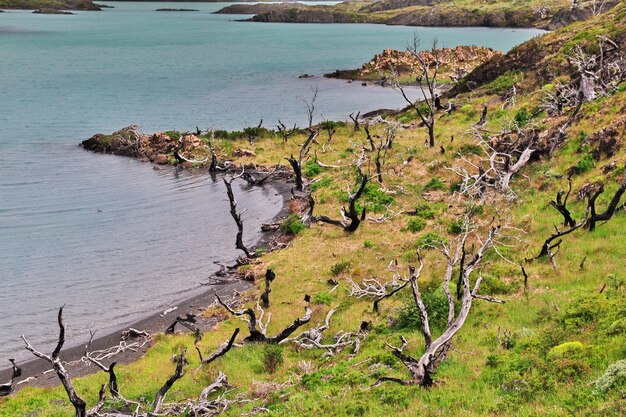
[0,359,22,397]
[280,308,365,357]
[215,293,312,344]
[196,328,240,365]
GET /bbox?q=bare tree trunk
[223,178,252,257]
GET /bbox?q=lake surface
[0,2,544,360]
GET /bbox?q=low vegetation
[1,3,625,416]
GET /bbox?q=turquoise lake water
[0,2,544,359]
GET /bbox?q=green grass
[2,5,626,416]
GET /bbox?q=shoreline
[0,173,294,390]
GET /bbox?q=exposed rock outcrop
[80,126,206,165]
[326,45,501,84]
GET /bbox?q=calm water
[0,2,544,360]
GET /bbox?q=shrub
[363,240,374,248]
[486,71,523,95]
[302,160,321,177]
[547,341,585,360]
[424,177,447,191]
[514,107,531,126]
[574,154,595,174]
[459,143,483,156]
[280,214,306,235]
[313,292,333,305]
[594,360,626,393]
[412,203,435,219]
[330,261,351,276]
[447,219,466,234]
[396,284,451,332]
[262,344,284,374]
[362,183,394,212]
[406,218,426,233]
[310,176,333,191]
[608,318,626,335]
[415,232,446,249]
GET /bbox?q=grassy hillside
[244,0,619,29]
[1,4,625,417]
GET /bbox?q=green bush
[396,284,451,332]
[547,341,585,360]
[406,218,426,233]
[363,240,374,248]
[313,292,333,305]
[424,177,447,191]
[412,203,435,219]
[447,219,466,234]
[514,107,531,127]
[485,71,523,95]
[415,232,446,249]
[262,344,284,374]
[280,214,306,235]
[459,143,483,156]
[330,261,351,276]
[302,160,322,177]
[574,154,595,174]
[362,183,394,212]
[310,176,333,191]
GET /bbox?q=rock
[299,74,312,78]
[153,154,170,165]
[81,125,143,157]
[155,8,199,12]
[33,8,74,14]
[181,134,201,149]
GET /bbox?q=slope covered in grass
[1,4,625,417]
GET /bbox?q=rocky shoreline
[216,0,620,30]
[324,45,502,85]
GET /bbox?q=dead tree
[276,120,297,143]
[450,128,535,200]
[364,123,375,152]
[196,328,240,365]
[317,166,368,232]
[321,118,336,147]
[394,35,440,147]
[207,137,218,172]
[0,359,21,397]
[215,293,312,344]
[223,177,252,257]
[152,350,187,413]
[22,307,237,417]
[302,85,318,129]
[22,307,92,417]
[349,260,409,313]
[286,129,318,192]
[585,165,626,231]
[166,313,201,342]
[349,112,361,131]
[476,104,488,128]
[374,137,388,184]
[376,227,502,386]
[550,179,576,228]
[261,268,276,308]
[279,308,365,357]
